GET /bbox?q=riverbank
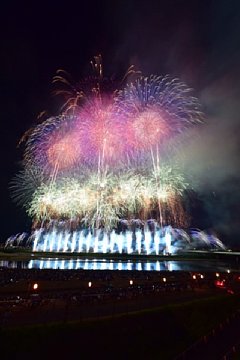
[0,247,239,263]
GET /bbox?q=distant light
[129,280,133,285]
[192,275,196,280]
[215,280,224,287]
[88,281,92,288]
[33,283,38,290]
[200,274,204,279]
[163,277,166,282]
[227,269,231,274]
[216,273,220,277]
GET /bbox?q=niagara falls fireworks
[9,56,208,254]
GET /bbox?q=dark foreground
[1,268,240,359]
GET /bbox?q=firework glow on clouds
[11,56,204,233]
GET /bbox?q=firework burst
[12,57,203,232]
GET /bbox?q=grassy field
[0,294,239,359]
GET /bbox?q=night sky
[1,0,240,247]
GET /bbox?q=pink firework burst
[77,98,125,165]
[47,131,81,171]
[126,109,169,151]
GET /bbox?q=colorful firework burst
[11,57,203,230]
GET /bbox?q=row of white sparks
[33,228,172,255]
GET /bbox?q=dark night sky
[0,0,240,246]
